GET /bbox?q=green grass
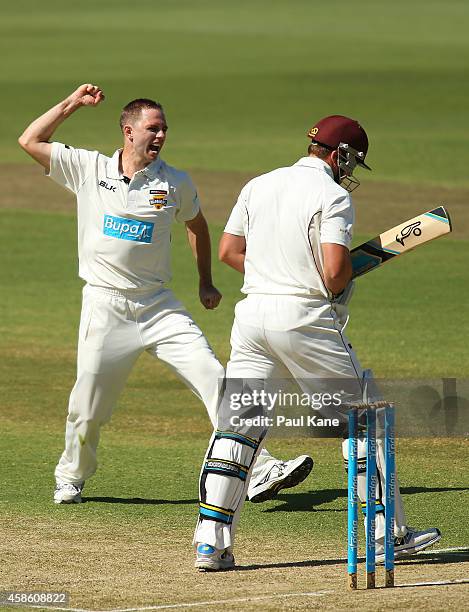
[3,0,469,186]
[1,209,467,375]
[1,3,469,606]
[2,422,467,547]
[1,207,467,606]
[1,207,467,544]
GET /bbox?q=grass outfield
[2,1,469,187]
[1,200,468,610]
[1,208,469,375]
[1,0,469,609]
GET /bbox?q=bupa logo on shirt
[103,215,154,243]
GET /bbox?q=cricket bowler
[18,84,312,505]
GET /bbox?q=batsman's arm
[321,243,353,295]
[219,232,246,274]
[18,84,104,171]
[185,211,222,310]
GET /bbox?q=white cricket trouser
[195,294,406,549]
[55,285,278,486]
[54,284,225,484]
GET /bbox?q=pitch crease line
[15,548,468,612]
[416,546,469,555]
[341,545,469,562]
[21,590,332,612]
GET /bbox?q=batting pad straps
[214,430,260,450]
[361,500,385,515]
[198,429,261,527]
[204,459,249,481]
[199,502,235,524]
[344,457,367,474]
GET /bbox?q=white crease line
[339,545,469,562]
[417,546,469,555]
[16,590,332,612]
[15,547,469,612]
[105,590,332,611]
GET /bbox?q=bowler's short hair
[120,99,165,131]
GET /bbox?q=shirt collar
[106,150,123,180]
[293,156,335,181]
[142,156,163,179]
[106,149,163,181]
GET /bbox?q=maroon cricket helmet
[307,115,371,170]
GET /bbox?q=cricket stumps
[347,401,395,590]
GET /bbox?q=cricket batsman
[193,115,441,570]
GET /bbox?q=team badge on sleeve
[149,189,168,209]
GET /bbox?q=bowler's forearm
[19,97,81,147]
[187,224,214,286]
[19,84,104,170]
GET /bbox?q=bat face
[395,220,422,247]
[351,206,452,279]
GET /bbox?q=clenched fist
[68,83,105,108]
[199,283,222,310]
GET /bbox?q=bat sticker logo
[395,221,422,246]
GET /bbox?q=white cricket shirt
[48,143,200,290]
[224,156,354,298]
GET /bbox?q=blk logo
[99,180,117,193]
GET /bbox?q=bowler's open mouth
[149,144,160,153]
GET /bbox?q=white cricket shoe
[54,482,84,504]
[248,455,313,503]
[195,543,235,571]
[376,526,441,562]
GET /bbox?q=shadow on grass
[81,485,468,509]
[396,548,469,565]
[81,496,197,505]
[400,486,469,495]
[262,485,469,513]
[261,488,346,513]
[234,548,469,572]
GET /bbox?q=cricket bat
[351,206,452,279]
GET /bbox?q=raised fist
[70,83,105,107]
